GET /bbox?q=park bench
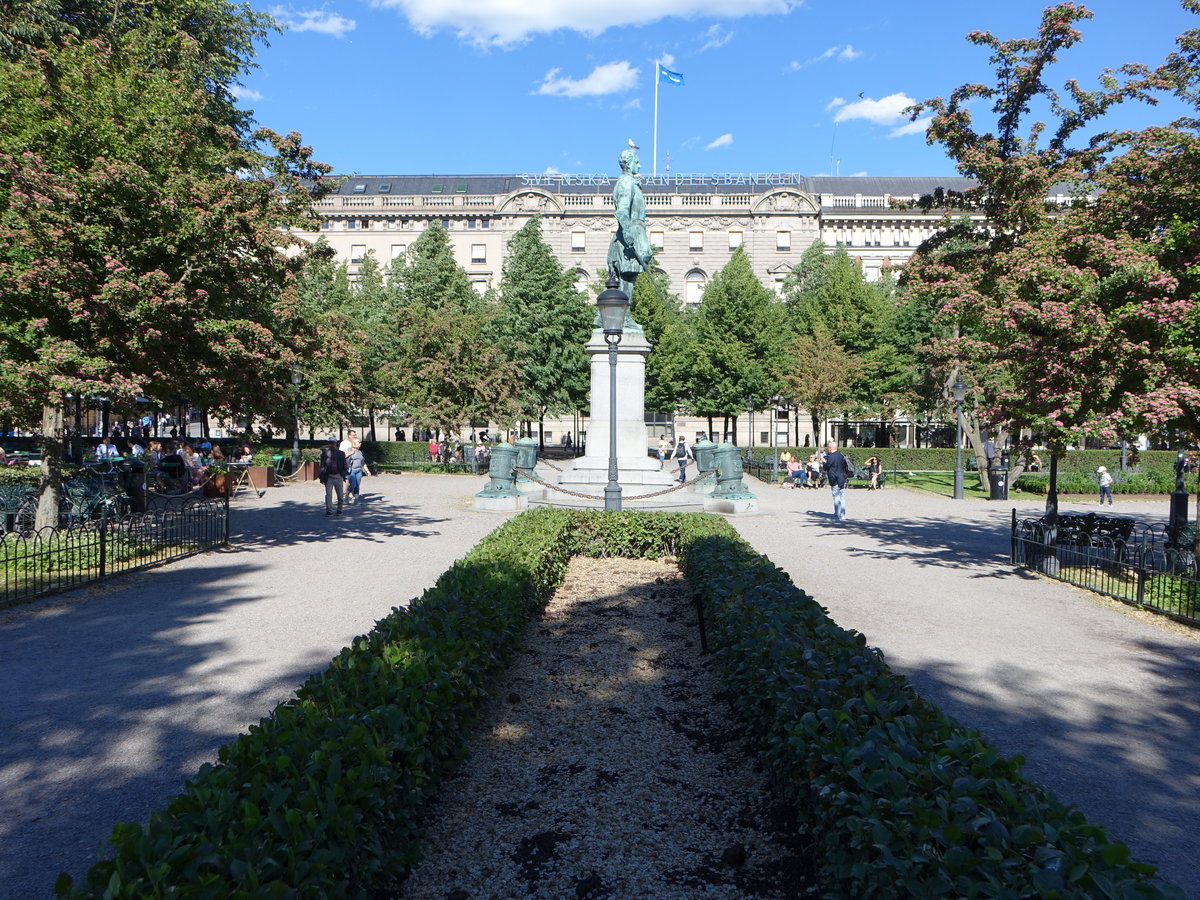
[1053,512,1136,547]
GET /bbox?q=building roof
[324,174,988,197]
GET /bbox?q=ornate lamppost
[596,277,629,511]
[290,368,304,472]
[952,375,968,500]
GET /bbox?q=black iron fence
[1012,511,1200,625]
[1,496,228,607]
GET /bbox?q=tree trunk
[728,415,737,445]
[35,401,64,530]
[368,407,377,442]
[962,415,991,494]
[1045,454,1059,522]
[811,413,821,447]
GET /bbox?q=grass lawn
[889,470,1046,500]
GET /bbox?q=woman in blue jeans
[346,440,370,504]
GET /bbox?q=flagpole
[653,61,660,177]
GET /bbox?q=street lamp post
[596,277,629,511]
[952,375,968,500]
[290,368,303,472]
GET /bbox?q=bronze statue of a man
[607,148,652,299]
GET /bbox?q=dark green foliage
[678,528,1180,899]
[59,509,1178,898]
[58,508,579,898]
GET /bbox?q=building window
[471,244,486,264]
[346,219,357,229]
[571,231,586,252]
[573,269,590,293]
[379,183,391,193]
[760,432,769,444]
[467,219,477,229]
[481,218,491,229]
[353,183,366,193]
[321,220,330,230]
[431,184,443,193]
[471,279,489,295]
[441,218,450,230]
[391,244,406,260]
[350,244,366,263]
[650,230,664,250]
[360,219,371,230]
[776,230,791,251]
[455,184,467,193]
[685,269,707,305]
[729,230,743,249]
[689,232,704,252]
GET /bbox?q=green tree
[388,223,520,434]
[0,0,330,525]
[782,325,870,444]
[490,216,592,448]
[683,247,789,442]
[630,271,691,415]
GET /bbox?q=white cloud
[699,23,733,51]
[705,133,733,150]
[270,6,356,37]
[889,116,930,138]
[849,170,868,177]
[622,97,642,110]
[545,166,562,174]
[791,43,861,69]
[370,0,796,46]
[232,85,263,102]
[660,52,676,67]
[536,61,639,97]
[832,92,915,125]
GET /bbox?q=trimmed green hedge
[678,526,1179,899]
[59,510,1179,898]
[57,508,577,899]
[1013,470,1179,495]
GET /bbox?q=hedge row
[1013,471,1180,495]
[57,508,578,898]
[59,510,1178,898]
[678,526,1179,898]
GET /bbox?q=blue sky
[238,0,1199,178]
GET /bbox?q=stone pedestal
[556,328,674,496]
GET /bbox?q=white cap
[1097,466,1106,473]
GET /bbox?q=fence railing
[1011,512,1200,625]
[1,496,228,607]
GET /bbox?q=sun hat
[1097,466,1107,473]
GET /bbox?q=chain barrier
[516,466,715,501]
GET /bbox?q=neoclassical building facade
[297,173,1002,302]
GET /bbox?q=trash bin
[988,465,1009,501]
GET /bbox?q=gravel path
[398,556,815,900]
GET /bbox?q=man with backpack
[822,440,854,520]
[319,439,348,516]
[673,435,694,483]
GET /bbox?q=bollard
[514,437,539,479]
[476,442,521,498]
[709,443,756,500]
[693,438,718,475]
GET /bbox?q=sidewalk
[732,482,1200,897]
[2,477,1196,897]
[0,474,515,899]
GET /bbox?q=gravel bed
[396,556,817,900]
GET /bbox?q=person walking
[1098,466,1114,506]
[822,440,853,520]
[345,439,370,505]
[319,439,348,516]
[673,435,693,483]
[657,435,669,469]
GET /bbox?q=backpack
[674,441,687,459]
